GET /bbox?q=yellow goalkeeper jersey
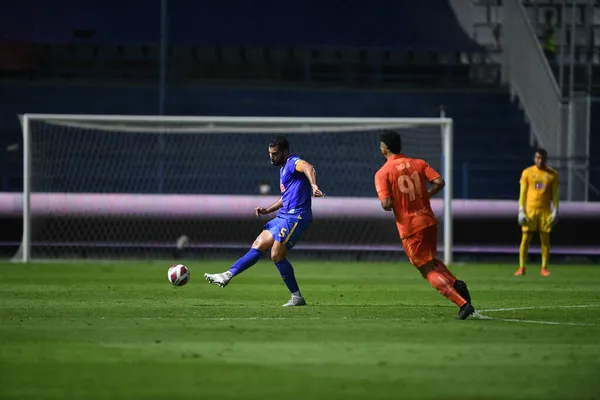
[519,165,559,211]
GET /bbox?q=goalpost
[16,114,454,264]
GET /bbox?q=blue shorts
[265,216,311,249]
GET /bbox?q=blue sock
[275,259,300,295]
[228,249,261,276]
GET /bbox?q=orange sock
[426,270,467,307]
[434,259,457,284]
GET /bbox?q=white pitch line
[130,305,600,325]
[474,314,594,326]
[204,317,312,321]
[474,304,600,326]
[478,304,600,313]
[134,316,393,321]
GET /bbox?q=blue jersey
[278,155,313,220]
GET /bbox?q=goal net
[14,115,453,264]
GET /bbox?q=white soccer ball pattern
[168,264,190,286]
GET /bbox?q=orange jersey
[520,165,559,211]
[374,154,440,238]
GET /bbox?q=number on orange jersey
[398,171,423,201]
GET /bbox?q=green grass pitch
[1,261,600,400]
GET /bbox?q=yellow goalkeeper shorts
[522,208,553,233]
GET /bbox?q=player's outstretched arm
[428,177,445,198]
[256,197,282,217]
[297,160,325,197]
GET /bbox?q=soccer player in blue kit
[204,136,325,306]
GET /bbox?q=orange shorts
[402,225,437,268]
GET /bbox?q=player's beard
[271,159,283,167]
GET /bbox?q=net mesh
[21,117,446,260]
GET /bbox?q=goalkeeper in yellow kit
[515,148,559,277]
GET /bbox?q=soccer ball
[168,264,190,287]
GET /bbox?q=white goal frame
[19,114,454,264]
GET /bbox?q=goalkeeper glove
[518,208,528,226]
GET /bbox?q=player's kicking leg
[204,216,308,307]
[204,230,273,287]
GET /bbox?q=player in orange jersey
[515,148,559,277]
[374,131,474,320]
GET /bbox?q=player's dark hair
[269,136,289,152]
[380,131,402,154]
[535,148,548,159]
